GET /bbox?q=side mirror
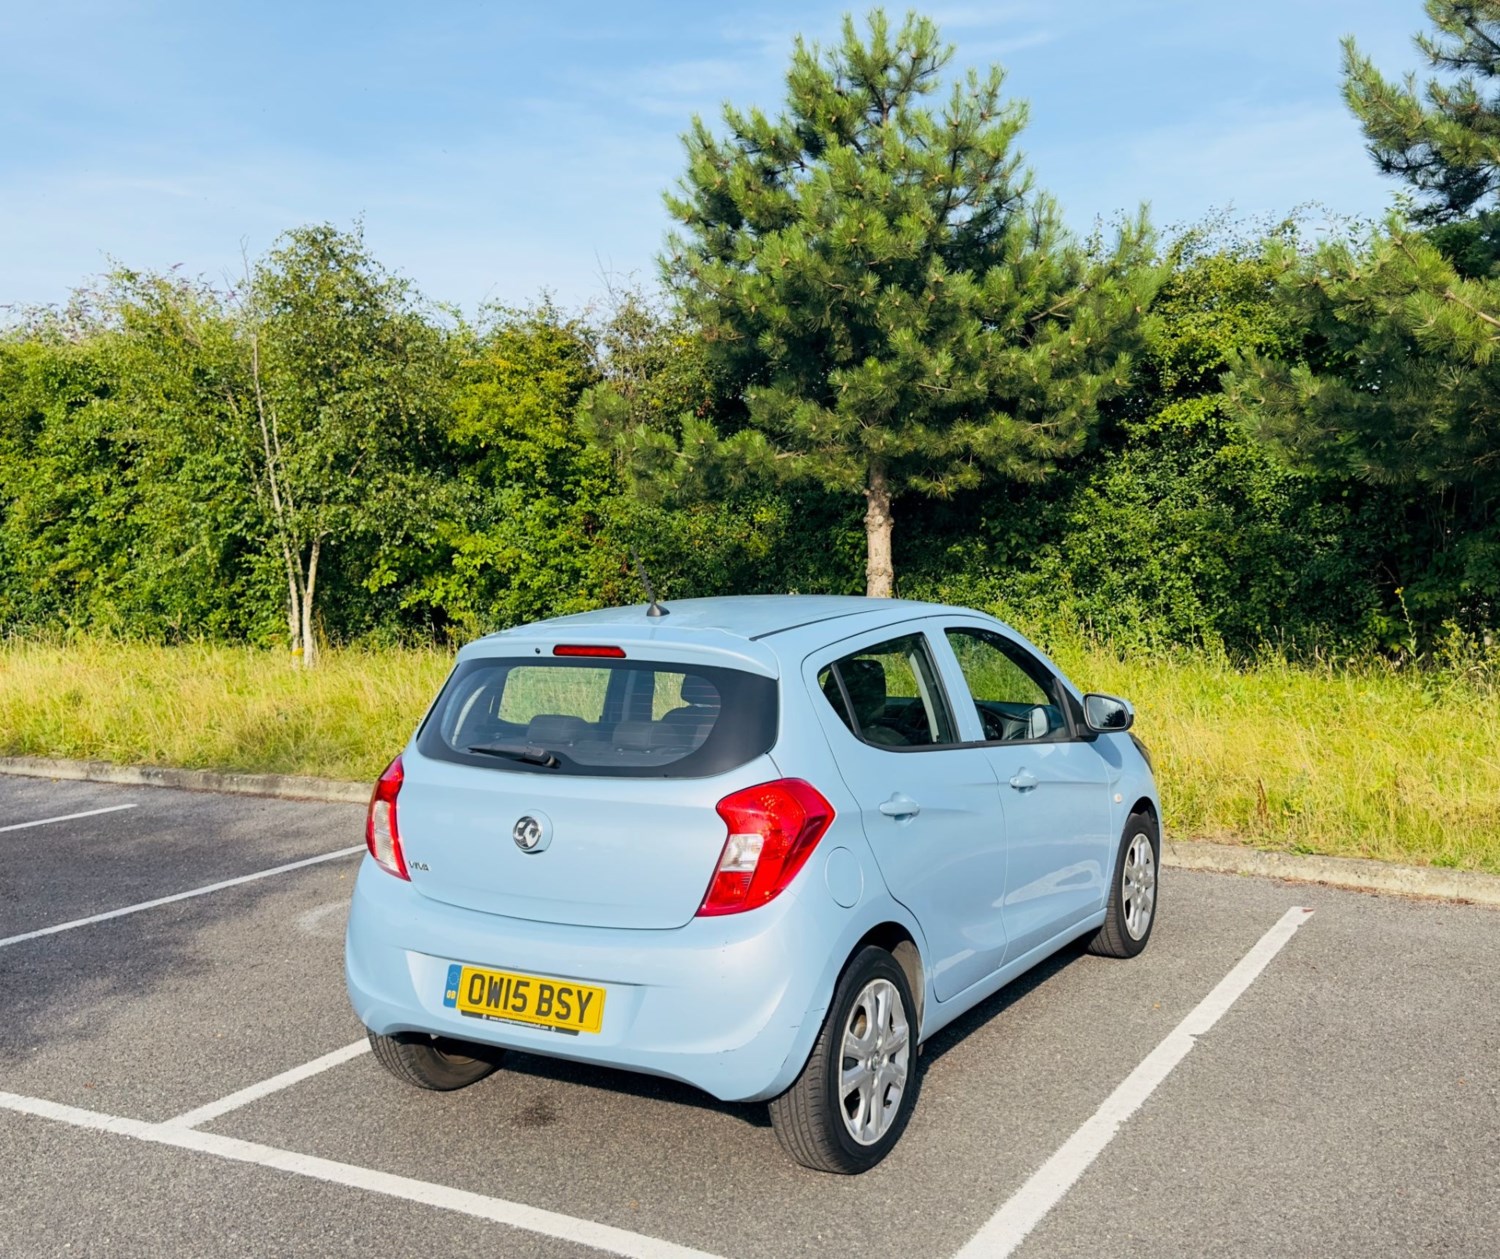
[1082,693,1134,733]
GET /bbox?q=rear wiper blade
[465,742,561,768]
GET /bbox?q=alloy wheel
[1122,832,1157,940]
[839,977,911,1145]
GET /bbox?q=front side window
[419,658,776,777]
[818,634,956,749]
[946,629,1069,742]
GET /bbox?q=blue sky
[1,0,1427,316]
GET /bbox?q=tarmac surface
[2,774,1496,1258]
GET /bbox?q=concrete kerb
[0,756,369,806]
[1162,838,1500,908]
[2,755,1497,908]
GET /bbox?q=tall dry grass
[1051,637,1500,873]
[1,636,1496,872]
[0,639,452,782]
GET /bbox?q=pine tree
[1228,3,1500,631]
[1344,1,1500,222]
[626,10,1156,597]
[1225,211,1500,629]
[1227,218,1500,492]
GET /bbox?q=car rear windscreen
[418,657,778,778]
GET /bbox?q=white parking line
[0,1090,726,1259]
[166,1039,371,1129]
[955,905,1315,1259]
[0,845,365,949]
[0,803,137,833]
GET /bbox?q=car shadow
[492,1048,774,1128]
[481,936,1093,1133]
[919,936,1093,1066]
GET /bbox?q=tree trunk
[248,330,310,666]
[300,538,320,668]
[864,463,895,598]
[285,567,301,659]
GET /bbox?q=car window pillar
[922,626,988,744]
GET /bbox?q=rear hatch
[398,650,780,930]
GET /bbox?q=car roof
[479,595,968,644]
[460,595,1065,687]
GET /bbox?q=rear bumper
[344,856,842,1102]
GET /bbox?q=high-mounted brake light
[552,644,626,658]
[365,755,410,880]
[698,779,835,916]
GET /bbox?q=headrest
[679,674,721,708]
[839,658,888,726]
[612,720,689,752]
[821,671,851,724]
[526,714,590,746]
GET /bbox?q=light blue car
[345,595,1160,1173]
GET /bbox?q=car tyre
[769,945,920,1174]
[367,1030,504,1091]
[1088,810,1160,959]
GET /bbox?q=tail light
[698,779,835,916]
[365,755,410,879]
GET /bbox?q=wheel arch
[851,921,925,1035]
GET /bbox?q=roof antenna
[630,547,669,617]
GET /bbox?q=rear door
[399,653,779,930]
[805,625,1010,1002]
[935,625,1114,961]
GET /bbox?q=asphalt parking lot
[2,774,1497,1259]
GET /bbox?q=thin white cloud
[0,118,686,319]
[926,4,1057,30]
[960,30,1058,60]
[0,0,1435,322]
[1036,100,1396,231]
[568,55,769,119]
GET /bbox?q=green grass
[1,636,1496,874]
[1047,636,1500,874]
[0,639,452,783]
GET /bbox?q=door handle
[1009,770,1038,791]
[879,794,921,819]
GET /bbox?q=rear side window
[818,634,956,749]
[418,658,777,778]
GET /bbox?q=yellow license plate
[443,963,605,1035]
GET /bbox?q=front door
[806,627,1010,1002]
[936,626,1114,962]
